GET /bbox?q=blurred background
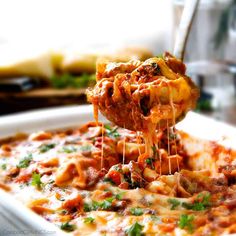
[0,0,235,125]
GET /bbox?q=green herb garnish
[151,62,161,75]
[130,207,144,216]
[61,146,77,153]
[80,145,92,152]
[104,125,120,138]
[31,172,43,188]
[84,201,101,212]
[182,193,211,211]
[104,124,112,130]
[151,145,159,159]
[179,214,194,233]
[58,209,68,215]
[169,132,177,140]
[17,154,33,168]
[150,215,160,222]
[84,197,114,212]
[103,177,115,185]
[84,217,95,224]
[125,222,144,236]
[1,163,7,170]
[60,221,76,232]
[145,158,155,169]
[48,179,55,184]
[168,198,181,210]
[84,192,126,213]
[84,203,93,212]
[99,197,114,210]
[39,143,55,153]
[113,165,122,172]
[115,192,125,200]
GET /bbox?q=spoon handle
[174,0,200,61]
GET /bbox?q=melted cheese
[0,123,236,235]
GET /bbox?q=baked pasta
[87,53,199,148]
[1,122,236,235]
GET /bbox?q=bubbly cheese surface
[1,122,236,235]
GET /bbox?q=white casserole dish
[0,105,236,235]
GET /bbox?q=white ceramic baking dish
[0,105,236,235]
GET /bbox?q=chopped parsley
[47,179,55,184]
[151,62,161,75]
[168,198,181,210]
[80,145,92,152]
[125,222,144,236]
[61,146,77,153]
[113,165,122,172]
[130,207,144,216]
[115,192,125,200]
[39,143,55,153]
[84,201,100,211]
[179,214,194,233]
[31,172,43,188]
[84,217,95,224]
[103,177,115,185]
[150,215,160,222]
[84,194,125,212]
[60,221,76,232]
[17,153,33,168]
[84,198,113,212]
[145,158,155,169]
[83,203,93,212]
[58,209,68,215]
[1,163,7,170]
[169,132,177,140]
[99,197,114,210]
[151,145,159,159]
[182,193,211,211]
[104,125,120,139]
[104,124,113,131]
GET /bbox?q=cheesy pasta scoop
[87,52,199,134]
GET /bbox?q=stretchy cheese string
[167,83,179,172]
[137,131,142,156]
[173,127,179,171]
[101,123,104,169]
[122,125,126,165]
[122,139,126,165]
[167,119,172,174]
[158,123,162,175]
[165,87,171,159]
[94,104,99,125]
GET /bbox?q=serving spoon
[174,0,200,61]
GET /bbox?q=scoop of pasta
[87,52,199,133]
